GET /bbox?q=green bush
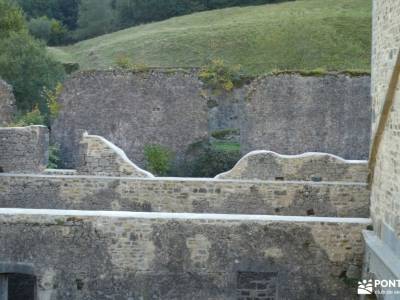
[115,53,132,69]
[62,62,80,74]
[0,0,26,39]
[28,16,52,42]
[10,106,45,126]
[0,31,65,113]
[199,58,243,92]
[211,128,240,140]
[184,140,241,177]
[144,144,173,176]
[48,143,61,169]
[114,53,149,72]
[43,82,63,123]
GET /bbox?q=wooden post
[0,274,8,300]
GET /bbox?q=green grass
[48,0,371,75]
[212,141,241,152]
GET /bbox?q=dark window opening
[0,167,3,173]
[275,176,284,181]
[237,271,278,300]
[3,273,36,300]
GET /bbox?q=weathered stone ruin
[52,71,371,170]
[0,128,371,298]
[362,0,400,295]
[0,0,399,299]
[0,125,48,173]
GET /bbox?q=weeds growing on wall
[183,140,241,177]
[144,144,173,176]
[10,106,45,126]
[199,59,243,92]
[114,53,149,72]
[48,143,61,169]
[211,128,240,140]
[43,82,63,123]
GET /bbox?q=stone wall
[52,71,371,169]
[0,79,16,126]
[363,0,400,300]
[0,209,370,299]
[363,0,400,293]
[369,0,400,246]
[240,74,371,159]
[216,151,368,182]
[78,132,154,177]
[52,70,209,168]
[0,174,370,217]
[0,126,49,173]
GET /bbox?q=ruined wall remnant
[0,126,48,173]
[0,209,369,299]
[0,79,16,126]
[52,70,209,168]
[52,71,371,170]
[78,132,154,177]
[216,151,368,182]
[0,174,370,217]
[363,0,400,290]
[240,74,371,159]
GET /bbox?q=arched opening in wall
[0,264,37,300]
[7,273,36,300]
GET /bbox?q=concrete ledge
[363,230,400,279]
[0,208,372,224]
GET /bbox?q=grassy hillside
[49,0,371,75]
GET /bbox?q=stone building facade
[363,0,400,297]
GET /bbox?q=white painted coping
[215,150,368,178]
[0,208,371,224]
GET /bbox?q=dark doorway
[2,273,36,300]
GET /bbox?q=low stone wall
[78,132,154,177]
[0,174,370,217]
[0,209,370,299]
[0,126,49,173]
[0,79,16,126]
[216,151,368,182]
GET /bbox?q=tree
[0,0,26,38]
[76,0,115,39]
[29,16,68,45]
[0,32,65,112]
[28,16,52,42]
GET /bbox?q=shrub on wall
[199,58,243,92]
[43,82,63,123]
[183,140,241,177]
[48,143,61,169]
[144,144,173,176]
[10,106,45,126]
